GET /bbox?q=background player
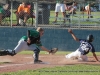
[0,27,53,64]
[53,0,66,23]
[65,29,99,62]
[85,3,93,19]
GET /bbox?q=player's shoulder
[29,30,39,37]
[20,36,28,40]
[79,39,86,42]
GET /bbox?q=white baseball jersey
[78,39,95,55]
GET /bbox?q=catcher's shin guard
[7,49,16,56]
[33,48,40,62]
[0,49,16,56]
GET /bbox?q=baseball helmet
[87,34,94,42]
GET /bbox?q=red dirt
[0,54,100,74]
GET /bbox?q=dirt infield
[0,54,100,74]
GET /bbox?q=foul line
[0,62,33,68]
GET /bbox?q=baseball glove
[50,48,58,54]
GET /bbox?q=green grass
[7,10,100,25]
[1,64,100,75]
[18,50,71,55]
[19,50,100,56]
[49,11,100,25]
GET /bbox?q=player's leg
[65,49,79,60]
[85,6,93,18]
[60,4,66,23]
[14,40,42,64]
[65,52,74,58]
[33,48,41,63]
[0,49,10,56]
[23,13,30,26]
[0,39,28,56]
[0,49,16,56]
[53,3,60,23]
[65,49,82,60]
[78,55,88,62]
[54,12,58,22]
[27,45,42,64]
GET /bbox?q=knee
[24,13,29,17]
[65,54,70,59]
[34,48,40,53]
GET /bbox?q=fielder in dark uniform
[0,27,51,64]
[65,29,99,62]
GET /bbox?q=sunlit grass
[19,50,100,56]
[1,64,100,75]
[10,10,100,25]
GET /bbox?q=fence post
[35,0,38,27]
[10,0,13,27]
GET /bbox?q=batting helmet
[87,34,94,42]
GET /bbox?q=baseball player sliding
[65,29,99,62]
[0,27,57,64]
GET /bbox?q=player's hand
[49,48,58,54]
[27,38,31,44]
[68,29,73,34]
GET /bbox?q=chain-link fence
[0,0,100,29]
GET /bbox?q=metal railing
[0,0,100,29]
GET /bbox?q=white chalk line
[0,61,50,68]
[0,62,33,68]
[0,56,51,68]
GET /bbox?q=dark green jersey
[29,30,40,38]
[21,30,42,47]
[0,6,4,14]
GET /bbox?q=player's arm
[27,30,31,44]
[17,6,21,13]
[40,46,50,53]
[36,40,50,53]
[68,29,79,42]
[92,52,99,62]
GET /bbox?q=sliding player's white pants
[65,49,88,61]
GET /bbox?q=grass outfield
[19,50,100,56]
[9,10,100,25]
[1,64,100,75]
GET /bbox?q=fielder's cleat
[34,60,42,64]
[0,49,16,56]
[0,49,8,56]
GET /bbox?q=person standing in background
[0,5,4,25]
[53,0,66,24]
[85,3,93,19]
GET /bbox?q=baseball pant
[55,3,65,12]
[14,39,40,61]
[65,49,88,61]
[33,48,40,62]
